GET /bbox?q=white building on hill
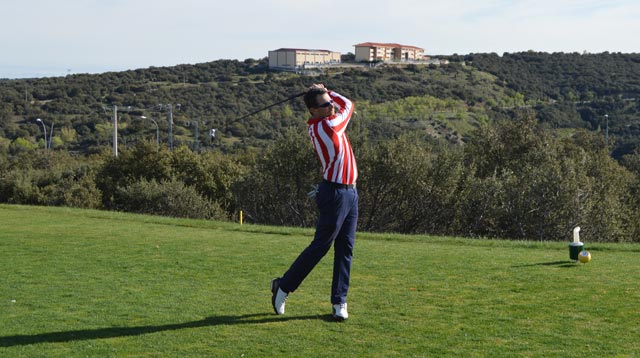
[354,42,425,62]
[268,48,341,71]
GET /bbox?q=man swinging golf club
[271,84,359,321]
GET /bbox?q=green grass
[1,204,639,357]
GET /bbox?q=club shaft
[234,92,305,121]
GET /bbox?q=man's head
[304,87,335,118]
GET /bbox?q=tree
[9,138,36,155]
[95,143,172,208]
[234,129,319,226]
[356,133,466,234]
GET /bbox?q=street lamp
[141,116,159,150]
[48,121,54,150]
[36,118,47,151]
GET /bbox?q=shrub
[95,143,172,208]
[115,178,226,220]
[234,130,319,226]
[0,170,44,204]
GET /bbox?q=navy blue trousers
[280,181,358,304]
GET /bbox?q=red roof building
[354,42,425,62]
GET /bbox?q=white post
[113,105,118,157]
[168,105,173,150]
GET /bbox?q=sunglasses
[317,100,334,108]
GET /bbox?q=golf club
[234,92,306,122]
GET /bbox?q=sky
[1,0,639,79]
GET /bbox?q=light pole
[36,118,47,152]
[152,103,180,151]
[141,116,159,151]
[48,121,54,150]
[112,106,118,157]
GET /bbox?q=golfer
[271,84,359,321]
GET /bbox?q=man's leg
[279,226,335,293]
[331,188,358,305]
[279,183,346,294]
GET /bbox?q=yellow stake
[240,210,243,225]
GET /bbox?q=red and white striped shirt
[307,91,358,185]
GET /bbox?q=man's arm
[327,90,354,134]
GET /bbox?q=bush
[9,138,37,155]
[0,170,44,204]
[50,174,102,209]
[95,143,172,208]
[0,151,104,209]
[234,130,319,226]
[115,178,226,219]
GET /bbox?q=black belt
[323,179,355,189]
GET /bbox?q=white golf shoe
[332,303,348,321]
[271,278,288,315]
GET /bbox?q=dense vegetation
[467,52,640,157]
[1,53,640,242]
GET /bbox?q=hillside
[0,60,511,153]
[2,54,640,241]
[1,53,638,157]
[467,52,640,157]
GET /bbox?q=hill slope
[2,53,639,156]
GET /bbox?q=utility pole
[113,105,118,156]
[167,105,173,150]
[104,103,180,154]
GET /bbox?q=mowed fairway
[1,205,639,357]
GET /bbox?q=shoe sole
[271,278,280,315]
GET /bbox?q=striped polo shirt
[307,90,358,185]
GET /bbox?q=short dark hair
[303,87,328,109]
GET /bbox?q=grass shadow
[0,313,334,347]
[512,261,580,268]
